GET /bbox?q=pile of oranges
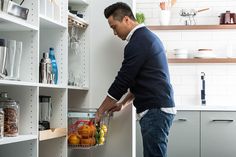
[68,120,108,147]
[68,121,96,146]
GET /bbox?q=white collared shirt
[126,23,145,42]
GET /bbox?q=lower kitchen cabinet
[201,111,236,157]
[166,110,236,157]
[167,111,200,157]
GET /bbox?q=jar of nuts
[3,100,19,137]
[0,92,20,137]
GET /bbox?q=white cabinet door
[201,111,236,157]
[167,111,200,157]
[136,120,143,157]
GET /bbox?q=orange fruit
[68,134,80,145]
[78,124,92,138]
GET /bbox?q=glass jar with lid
[0,92,19,137]
[0,108,4,138]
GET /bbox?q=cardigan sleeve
[108,43,149,100]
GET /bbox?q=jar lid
[0,39,6,47]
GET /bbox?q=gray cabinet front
[201,111,236,157]
[167,111,200,157]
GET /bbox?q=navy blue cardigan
[108,27,175,113]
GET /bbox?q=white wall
[89,1,133,157]
[136,0,236,107]
[136,0,236,25]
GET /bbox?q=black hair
[104,2,136,21]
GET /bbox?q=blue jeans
[139,108,175,157]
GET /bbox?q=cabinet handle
[177,118,187,121]
[212,119,234,122]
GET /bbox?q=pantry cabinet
[0,0,90,156]
[166,111,236,157]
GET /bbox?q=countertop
[176,105,236,111]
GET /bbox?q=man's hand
[108,102,123,113]
[95,96,117,122]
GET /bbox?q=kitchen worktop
[176,105,236,111]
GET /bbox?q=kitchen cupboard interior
[0,0,69,157]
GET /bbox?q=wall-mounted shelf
[0,12,38,31]
[67,85,89,90]
[148,25,236,30]
[38,83,67,89]
[68,13,88,28]
[40,15,67,29]
[39,128,67,141]
[0,80,38,87]
[0,135,37,145]
[168,58,236,63]
[69,0,89,5]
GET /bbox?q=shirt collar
[126,23,145,42]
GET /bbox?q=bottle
[225,11,231,24]
[49,48,58,84]
[39,52,52,84]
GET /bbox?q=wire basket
[68,108,111,149]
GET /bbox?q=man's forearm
[121,91,134,107]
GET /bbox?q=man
[96,2,176,157]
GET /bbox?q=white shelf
[0,135,37,145]
[40,14,67,29]
[69,0,89,5]
[67,85,89,90]
[68,12,88,28]
[0,80,38,87]
[39,128,67,141]
[0,11,38,31]
[38,83,67,89]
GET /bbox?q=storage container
[68,108,111,149]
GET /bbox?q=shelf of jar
[0,135,37,145]
[0,80,38,87]
[148,25,236,30]
[168,58,236,63]
[68,12,88,29]
[39,14,67,29]
[69,0,89,5]
[39,128,67,141]
[67,85,89,90]
[0,11,38,31]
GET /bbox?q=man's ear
[123,16,130,23]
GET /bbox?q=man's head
[104,2,138,40]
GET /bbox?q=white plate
[194,53,216,58]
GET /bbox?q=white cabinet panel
[136,120,143,157]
